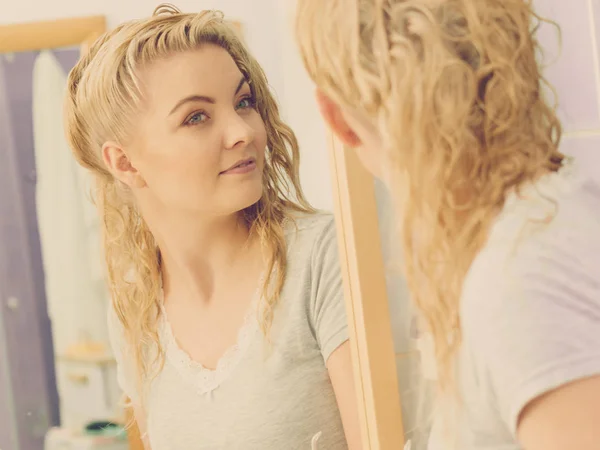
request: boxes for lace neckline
[158,278,263,395]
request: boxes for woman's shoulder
[276,211,348,361]
[282,212,338,265]
[285,210,335,229]
[460,163,600,355]
[284,211,336,245]
[475,161,599,267]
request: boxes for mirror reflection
[1,4,362,450]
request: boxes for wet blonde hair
[296,0,564,420]
[65,4,312,404]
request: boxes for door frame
[0,15,106,449]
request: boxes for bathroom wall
[271,1,334,211]
[535,0,600,177]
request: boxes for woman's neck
[146,209,262,304]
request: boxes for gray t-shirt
[108,213,349,449]
[429,162,600,449]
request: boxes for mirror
[1,9,361,450]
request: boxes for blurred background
[0,0,598,449]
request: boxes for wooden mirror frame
[328,135,406,449]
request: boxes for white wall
[0,1,282,92]
[534,0,600,177]
[272,0,333,210]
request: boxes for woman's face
[105,45,267,219]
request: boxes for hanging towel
[32,50,109,354]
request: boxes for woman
[64,5,360,449]
[295,1,600,449]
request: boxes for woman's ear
[315,90,362,148]
[102,142,147,189]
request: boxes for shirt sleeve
[463,244,600,438]
[309,216,350,363]
[107,302,139,405]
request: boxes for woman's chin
[232,185,264,213]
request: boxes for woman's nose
[223,112,255,150]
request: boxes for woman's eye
[236,97,255,110]
[185,111,208,126]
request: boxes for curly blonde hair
[296,0,564,412]
[65,4,313,405]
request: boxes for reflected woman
[65,5,361,449]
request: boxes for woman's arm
[327,341,363,450]
[518,375,600,450]
[135,406,152,450]
[125,402,151,450]
[309,216,363,448]
[460,238,600,450]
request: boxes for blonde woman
[295,1,600,449]
[64,5,360,449]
